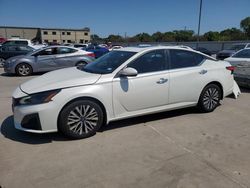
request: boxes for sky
[0,0,249,37]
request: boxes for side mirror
[119,67,138,77]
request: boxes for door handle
[157,78,168,84]
[199,69,207,74]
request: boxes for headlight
[16,89,61,106]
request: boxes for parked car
[1,38,45,49]
[85,45,109,58]
[98,44,108,48]
[109,45,123,51]
[12,46,240,139]
[216,43,250,60]
[4,46,95,76]
[138,44,152,47]
[225,48,250,88]
[194,47,212,56]
[72,44,88,49]
[0,45,34,67]
[0,37,7,44]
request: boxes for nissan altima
[12,46,240,139]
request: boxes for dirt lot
[0,68,250,188]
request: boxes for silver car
[3,46,95,76]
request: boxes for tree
[152,32,164,42]
[203,31,220,41]
[240,17,250,38]
[173,30,194,41]
[133,33,153,42]
[91,34,102,43]
[106,35,124,43]
[162,32,175,42]
[220,28,245,41]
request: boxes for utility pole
[197,0,203,48]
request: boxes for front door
[113,50,169,117]
[34,47,57,71]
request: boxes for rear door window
[169,49,205,69]
[57,47,77,54]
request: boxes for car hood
[20,67,101,94]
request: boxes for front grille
[21,113,42,130]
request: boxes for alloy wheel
[18,64,31,76]
[202,87,220,110]
[67,104,99,135]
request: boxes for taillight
[86,53,95,58]
[226,66,235,74]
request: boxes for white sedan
[12,46,240,139]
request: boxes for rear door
[168,49,209,104]
[54,47,78,68]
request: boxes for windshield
[228,44,245,51]
[82,51,136,74]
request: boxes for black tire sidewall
[198,84,221,112]
[58,100,103,139]
[76,61,87,67]
[16,63,32,76]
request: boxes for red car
[0,37,7,44]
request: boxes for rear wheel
[198,84,222,112]
[76,61,87,68]
[58,100,104,139]
[15,63,32,76]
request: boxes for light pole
[197,0,203,48]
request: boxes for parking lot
[0,68,250,188]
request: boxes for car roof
[116,46,195,52]
[7,38,29,41]
[116,46,217,60]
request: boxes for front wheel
[0,57,5,67]
[58,100,104,139]
[198,84,222,112]
[15,63,32,76]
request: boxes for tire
[58,99,104,139]
[198,84,222,112]
[0,57,5,67]
[76,61,87,68]
[15,63,32,76]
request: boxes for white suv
[1,39,45,49]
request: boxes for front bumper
[3,61,15,73]
[13,99,59,133]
